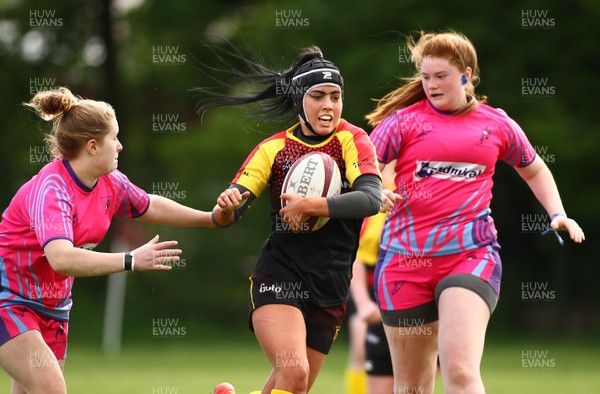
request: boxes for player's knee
[275,362,310,393]
[398,370,434,389]
[21,379,66,394]
[395,359,436,390]
[442,360,481,390]
[27,368,66,394]
[43,379,67,394]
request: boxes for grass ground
[1,335,598,393]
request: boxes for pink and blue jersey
[0,158,149,321]
[370,99,536,258]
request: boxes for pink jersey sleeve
[28,173,75,249]
[369,111,402,164]
[496,110,536,167]
[107,170,150,218]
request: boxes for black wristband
[124,252,133,271]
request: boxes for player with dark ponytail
[196,44,340,129]
[197,43,398,394]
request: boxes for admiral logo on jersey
[414,161,486,182]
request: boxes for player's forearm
[46,245,126,276]
[522,161,567,217]
[327,174,382,218]
[300,197,330,217]
[139,194,212,227]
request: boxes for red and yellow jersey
[232,119,379,215]
[232,119,380,307]
[356,211,387,267]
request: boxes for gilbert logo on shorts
[414,161,485,182]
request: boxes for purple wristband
[550,213,566,220]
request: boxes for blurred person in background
[346,166,396,394]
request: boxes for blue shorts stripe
[471,252,490,277]
[6,307,28,333]
[376,250,396,310]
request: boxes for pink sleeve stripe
[109,171,150,218]
[28,174,73,246]
[370,113,401,164]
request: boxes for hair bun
[60,89,76,112]
[29,87,79,120]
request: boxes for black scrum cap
[291,57,344,133]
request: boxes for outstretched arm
[137,194,214,228]
[514,155,585,243]
[44,235,181,276]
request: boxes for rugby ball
[213,382,235,394]
[281,152,342,231]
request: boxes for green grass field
[1,335,598,393]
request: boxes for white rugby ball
[281,152,342,231]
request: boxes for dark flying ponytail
[193,40,328,127]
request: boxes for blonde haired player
[0,87,216,394]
